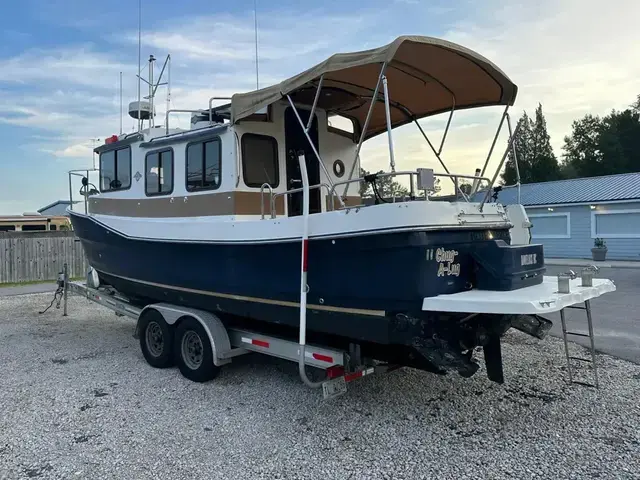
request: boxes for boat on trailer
[67,35,615,388]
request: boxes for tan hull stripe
[89,191,362,217]
[89,191,286,217]
[104,271,386,317]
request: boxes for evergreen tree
[530,103,560,181]
[501,104,560,184]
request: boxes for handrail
[260,183,332,219]
[260,183,275,219]
[68,168,99,215]
[329,170,492,210]
[165,109,206,134]
[273,183,331,217]
[208,96,232,124]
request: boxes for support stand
[63,263,68,317]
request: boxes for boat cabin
[89,99,362,220]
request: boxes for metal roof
[471,172,640,206]
[38,200,78,216]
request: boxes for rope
[39,286,64,314]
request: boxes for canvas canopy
[231,35,518,140]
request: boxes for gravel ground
[1,293,639,480]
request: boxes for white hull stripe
[70,210,508,246]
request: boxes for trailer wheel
[175,317,220,382]
[139,310,174,368]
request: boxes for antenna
[119,71,123,135]
[148,55,155,128]
[137,0,142,132]
[254,0,259,89]
[166,54,171,115]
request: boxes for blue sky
[1,0,638,213]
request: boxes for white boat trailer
[55,259,615,397]
[58,266,399,399]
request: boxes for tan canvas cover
[231,35,518,140]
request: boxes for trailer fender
[139,303,233,367]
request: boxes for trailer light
[312,353,334,363]
[326,365,344,379]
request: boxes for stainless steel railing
[68,168,100,215]
[328,170,491,211]
[260,170,491,219]
[260,183,332,219]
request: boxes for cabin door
[284,107,321,216]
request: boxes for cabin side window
[186,138,221,192]
[145,149,174,196]
[100,147,131,192]
[327,114,356,141]
[241,134,279,188]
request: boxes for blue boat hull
[70,213,544,381]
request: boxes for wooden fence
[0,231,87,284]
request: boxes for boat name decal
[520,253,537,266]
[428,248,461,277]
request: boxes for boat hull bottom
[97,271,552,384]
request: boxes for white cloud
[442,0,640,154]
[1,0,639,211]
[0,46,128,90]
[117,11,374,65]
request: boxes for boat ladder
[558,268,600,388]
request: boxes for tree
[501,104,560,184]
[561,106,640,178]
[561,114,603,177]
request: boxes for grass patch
[0,277,83,288]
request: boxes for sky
[0,0,639,213]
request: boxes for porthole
[333,159,345,178]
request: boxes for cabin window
[50,225,57,231]
[327,114,355,140]
[0,225,15,232]
[100,147,131,192]
[241,134,279,188]
[145,149,174,196]
[186,138,221,191]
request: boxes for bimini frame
[230,35,522,209]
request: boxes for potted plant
[591,237,607,261]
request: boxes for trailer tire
[139,310,174,369]
[175,317,220,383]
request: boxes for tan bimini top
[231,35,518,140]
